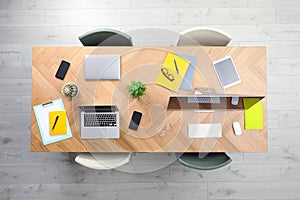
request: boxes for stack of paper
[155,52,190,92]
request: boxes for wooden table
[31,46,267,152]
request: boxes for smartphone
[129,111,142,131]
[55,60,70,80]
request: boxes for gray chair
[178,153,232,170]
[78,28,133,46]
[177,27,231,46]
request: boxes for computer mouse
[233,122,242,136]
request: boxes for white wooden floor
[1,0,300,199]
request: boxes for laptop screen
[78,105,119,112]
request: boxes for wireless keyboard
[187,96,221,104]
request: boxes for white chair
[177,27,231,46]
[75,153,131,170]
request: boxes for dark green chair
[78,28,133,46]
[178,153,232,170]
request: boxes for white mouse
[233,122,242,136]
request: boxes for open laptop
[79,105,120,139]
[84,55,120,80]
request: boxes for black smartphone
[55,60,70,80]
[129,111,142,131]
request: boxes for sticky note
[49,110,67,135]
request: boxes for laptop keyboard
[188,96,221,104]
[84,113,117,127]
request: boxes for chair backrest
[177,27,231,46]
[178,152,232,170]
[78,28,133,46]
[126,28,180,46]
[75,153,131,170]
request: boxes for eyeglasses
[160,122,172,138]
[161,68,174,81]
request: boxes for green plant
[127,81,146,100]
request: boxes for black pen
[174,59,179,74]
[52,116,59,130]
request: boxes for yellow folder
[155,52,190,92]
[243,98,263,130]
[49,110,67,135]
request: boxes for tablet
[213,56,241,89]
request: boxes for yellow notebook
[49,110,67,135]
[243,98,263,130]
[155,52,190,92]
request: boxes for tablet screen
[213,57,240,89]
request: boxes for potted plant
[62,82,79,99]
[127,81,147,100]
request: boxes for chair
[177,27,231,46]
[78,28,133,46]
[75,153,131,170]
[126,28,180,46]
[178,152,232,170]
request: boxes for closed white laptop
[188,123,222,138]
[85,55,120,80]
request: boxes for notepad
[155,52,190,92]
[243,98,263,130]
[49,110,67,135]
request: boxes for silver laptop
[84,55,120,80]
[79,105,120,139]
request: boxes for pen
[52,116,59,130]
[174,59,179,74]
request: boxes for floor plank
[97,182,207,200]
[0,96,22,112]
[0,113,31,132]
[269,128,300,146]
[169,8,275,25]
[0,79,31,96]
[170,163,280,182]
[208,182,300,199]
[0,184,97,200]
[278,111,300,128]
[0,165,60,184]
[58,163,170,184]
[244,146,300,164]
[0,0,131,10]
